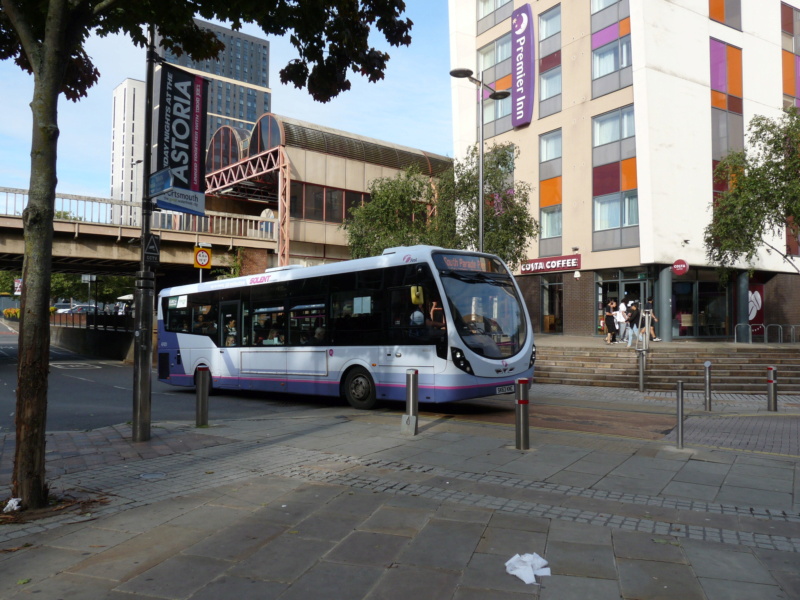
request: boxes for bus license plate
[496,384,514,394]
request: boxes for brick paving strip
[2,418,799,553]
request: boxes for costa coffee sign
[520,254,581,274]
[671,259,689,276]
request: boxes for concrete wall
[50,327,135,362]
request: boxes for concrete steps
[533,344,800,393]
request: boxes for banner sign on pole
[511,3,535,128]
[155,63,208,216]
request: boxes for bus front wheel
[343,367,377,410]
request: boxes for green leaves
[705,108,800,274]
[344,142,539,270]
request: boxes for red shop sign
[520,254,581,274]
[672,259,689,276]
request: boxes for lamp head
[449,68,474,79]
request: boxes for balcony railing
[0,187,276,241]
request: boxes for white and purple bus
[157,246,535,409]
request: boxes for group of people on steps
[604,296,661,346]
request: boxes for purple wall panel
[710,39,727,93]
[592,24,619,50]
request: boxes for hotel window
[541,66,561,101]
[593,105,635,147]
[591,0,619,14]
[539,129,562,256]
[593,190,639,231]
[478,34,512,72]
[540,130,562,162]
[592,36,631,80]
[591,108,638,250]
[710,38,743,161]
[540,5,561,40]
[709,0,741,30]
[781,3,800,109]
[539,5,562,118]
[541,206,562,239]
[478,0,513,33]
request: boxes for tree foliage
[50,274,134,304]
[345,142,538,271]
[705,108,800,275]
[0,0,412,509]
[344,168,458,258]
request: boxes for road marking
[63,374,94,382]
[50,363,102,370]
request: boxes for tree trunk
[13,69,63,510]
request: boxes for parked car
[67,305,94,314]
[53,302,72,313]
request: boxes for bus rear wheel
[343,367,376,410]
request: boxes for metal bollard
[637,349,646,392]
[703,361,712,412]
[195,366,210,427]
[676,381,684,449]
[767,366,778,412]
[401,369,419,435]
[515,378,530,450]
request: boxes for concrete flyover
[0,187,277,277]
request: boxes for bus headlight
[451,347,473,374]
[530,344,537,367]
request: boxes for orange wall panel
[711,90,727,110]
[621,158,638,191]
[709,0,725,23]
[619,18,631,37]
[495,74,512,93]
[539,177,562,208]
[784,50,796,96]
[726,46,742,97]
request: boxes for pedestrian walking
[604,299,617,344]
[644,296,661,341]
[627,300,640,348]
[616,299,628,344]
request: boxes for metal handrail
[0,186,277,241]
[765,324,783,344]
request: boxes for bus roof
[158,245,495,299]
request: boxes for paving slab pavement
[1,385,800,599]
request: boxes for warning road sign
[144,234,160,266]
[194,247,212,269]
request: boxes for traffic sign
[148,169,173,196]
[155,188,205,216]
[194,246,212,269]
[144,234,161,266]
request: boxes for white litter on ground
[505,553,551,585]
[3,498,21,513]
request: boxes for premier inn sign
[511,3,535,128]
[520,254,581,274]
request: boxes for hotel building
[449,0,800,340]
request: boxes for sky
[0,0,453,199]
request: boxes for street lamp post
[450,68,510,253]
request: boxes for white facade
[110,79,146,206]
[449,0,797,275]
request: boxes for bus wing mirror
[411,286,425,306]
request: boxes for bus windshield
[434,253,527,359]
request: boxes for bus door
[241,304,287,392]
[381,286,436,402]
[285,302,329,395]
[216,300,241,388]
